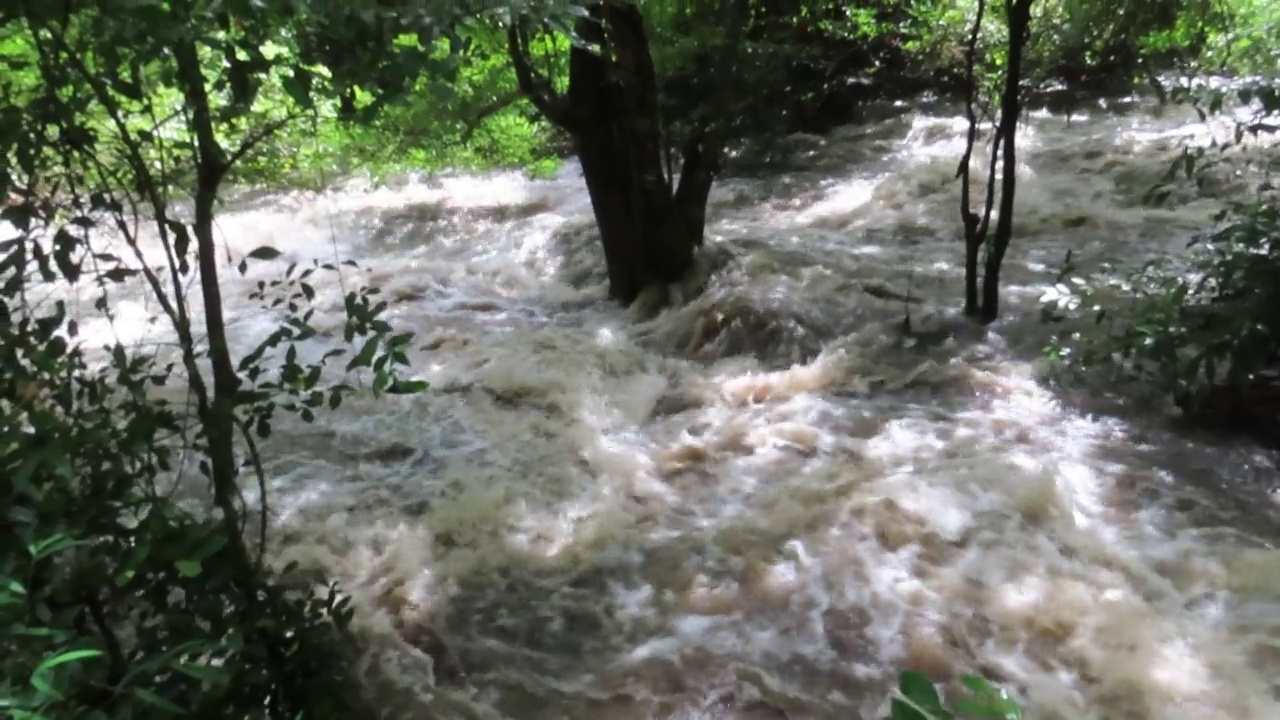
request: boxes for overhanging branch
[507,18,578,130]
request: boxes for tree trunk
[171,18,256,584]
[509,2,720,305]
[957,0,991,319]
[979,0,1032,324]
[963,217,981,315]
[569,6,697,304]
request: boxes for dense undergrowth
[1044,80,1280,443]
[2,0,1278,718]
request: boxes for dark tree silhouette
[508,2,742,305]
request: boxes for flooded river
[29,93,1280,718]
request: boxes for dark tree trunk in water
[956,0,1032,324]
[509,2,723,305]
[980,0,1032,324]
[957,0,992,319]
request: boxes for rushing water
[22,93,1280,719]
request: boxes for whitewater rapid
[20,91,1280,719]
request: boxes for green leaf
[892,671,951,720]
[387,331,414,351]
[890,698,931,720]
[129,686,187,714]
[345,335,381,371]
[30,670,62,700]
[28,534,80,561]
[959,675,994,696]
[899,671,942,706]
[175,559,202,578]
[957,676,1021,718]
[246,246,283,261]
[953,699,1012,718]
[282,69,314,109]
[387,379,428,394]
[172,661,228,685]
[36,649,103,673]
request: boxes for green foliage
[1044,81,1280,423]
[1046,191,1280,410]
[891,671,1024,719]
[0,0,555,193]
[4,0,1267,193]
[1,0,434,717]
[325,19,565,181]
[0,309,359,717]
[1154,0,1280,75]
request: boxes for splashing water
[27,95,1280,719]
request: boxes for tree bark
[509,2,723,305]
[957,0,993,319]
[979,0,1032,324]
[170,10,256,585]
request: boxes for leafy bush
[1,299,359,718]
[1,2,432,717]
[1043,78,1280,430]
[1046,192,1280,415]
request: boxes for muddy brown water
[14,93,1280,719]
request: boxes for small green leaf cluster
[235,248,428,441]
[890,671,1023,720]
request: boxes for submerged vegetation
[2,0,1278,717]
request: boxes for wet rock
[655,295,830,367]
[403,499,431,516]
[391,286,427,303]
[371,198,555,246]
[421,334,473,352]
[596,658,690,700]
[649,389,704,418]
[822,606,873,659]
[734,699,789,719]
[349,443,416,463]
[369,201,446,245]
[860,280,924,304]
[401,625,467,686]
[869,498,929,551]
[656,443,711,477]
[452,300,505,313]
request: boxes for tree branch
[459,90,523,144]
[507,18,578,130]
[225,112,306,170]
[235,413,269,566]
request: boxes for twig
[225,112,306,170]
[459,90,524,144]
[234,413,269,567]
